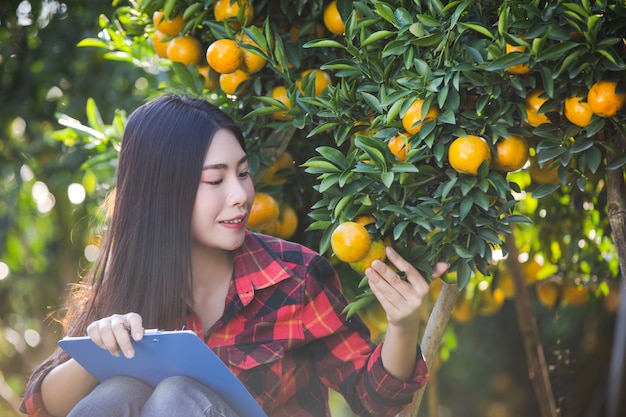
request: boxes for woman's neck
[190,245,234,291]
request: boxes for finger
[110,317,136,359]
[124,312,144,341]
[432,262,449,279]
[96,317,123,357]
[383,247,429,293]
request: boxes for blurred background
[0,1,623,417]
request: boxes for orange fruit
[477,286,505,315]
[402,98,439,135]
[269,86,293,121]
[152,30,171,58]
[522,258,543,284]
[388,132,410,161]
[354,213,376,227]
[214,0,253,29]
[323,0,345,35]
[564,95,593,127]
[238,30,266,74]
[492,134,529,172]
[198,66,219,90]
[535,280,560,309]
[219,69,250,95]
[505,42,530,75]
[525,90,552,127]
[349,240,387,274]
[153,11,184,36]
[262,151,295,185]
[274,204,299,240]
[562,283,587,306]
[529,156,561,185]
[166,36,203,66]
[330,221,371,263]
[206,39,243,74]
[448,135,492,176]
[247,192,280,229]
[587,80,626,118]
[496,270,515,299]
[297,69,332,97]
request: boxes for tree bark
[604,167,626,417]
[401,282,459,417]
[505,233,558,417]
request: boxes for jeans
[67,375,242,417]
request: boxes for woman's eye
[239,171,250,178]
[204,179,222,185]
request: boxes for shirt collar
[232,231,294,306]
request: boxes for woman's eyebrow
[202,155,248,170]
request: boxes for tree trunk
[604,167,626,417]
[401,282,459,417]
[505,233,558,417]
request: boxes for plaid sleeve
[19,356,63,417]
[302,255,428,417]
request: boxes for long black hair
[65,93,246,335]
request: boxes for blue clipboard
[58,330,268,417]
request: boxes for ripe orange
[354,213,376,227]
[562,283,587,306]
[206,39,243,74]
[289,22,326,41]
[297,69,332,97]
[153,11,184,36]
[274,204,299,240]
[214,0,253,29]
[536,280,560,309]
[248,192,280,229]
[496,270,515,299]
[522,258,542,284]
[269,86,293,121]
[323,0,345,35]
[262,151,295,185]
[477,286,505,315]
[448,135,492,176]
[492,134,529,172]
[388,132,410,161]
[587,80,626,118]
[198,66,219,90]
[564,95,593,127]
[525,90,552,127]
[330,221,371,263]
[166,36,203,66]
[238,30,266,74]
[505,42,531,75]
[152,30,171,58]
[528,156,560,185]
[402,98,439,135]
[219,69,250,95]
[349,240,387,274]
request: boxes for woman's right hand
[86,312,144,359]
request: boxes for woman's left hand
[365,246,448,330]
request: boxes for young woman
[21,93,447,417]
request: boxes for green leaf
[317,146,348,170]
[460,22,494,39]
[532,183,560,198]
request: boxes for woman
[21,93,447,417]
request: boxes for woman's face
[190,128,255,251]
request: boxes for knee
[68,376,152,417]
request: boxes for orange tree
[51,0,626,415]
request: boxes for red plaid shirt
[21,231,428,417]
